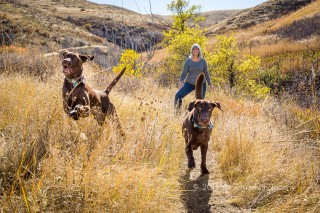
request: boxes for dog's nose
[201,116,209,123]
[63,58,71,62]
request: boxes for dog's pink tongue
[64,67,71,74]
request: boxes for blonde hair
[189,43,203,59]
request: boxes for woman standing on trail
[174,43,214,110]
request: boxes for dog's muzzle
[62,58,72,74]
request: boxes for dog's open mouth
[198,122,209,127]
[62,65,72,74]
[198,118,210,127]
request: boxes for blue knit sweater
[179,58,212,86]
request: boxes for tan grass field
[0,48,320,212]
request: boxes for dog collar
[192,116,214,129]
[66,75,85,87]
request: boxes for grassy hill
[230,0,320,51]
[0,0,235,53]
[0,0,238,52]
[207,0,315,35]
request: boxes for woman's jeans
[174,82,206,109]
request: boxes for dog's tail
[195,73,204,99]
[104,67,126,95]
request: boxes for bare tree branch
[146,0,173,30]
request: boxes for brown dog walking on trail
[182,73,222,175]
[61,50,126,135]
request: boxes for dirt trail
[180,148,249,213]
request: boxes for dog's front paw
[81,108,90,117]
[188,160,196,169]
[78,105,90,117]
[69,109,79,120]
[70,105,90,118]
[201,166,209,175]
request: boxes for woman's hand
[179,81,184,88]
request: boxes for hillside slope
[207,0,314,35]
[0,0,237,53]
[200,10,241,28]
[0,0,164,51]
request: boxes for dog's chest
[63,86,77,101]
[188,130,211,150]
[184,127,211,146]
[194,129,210,143]
[63,82,87,104]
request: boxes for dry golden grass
[240,37,320,58]
[238,36,320,74]
[0,45,61,79]
[208,91,320,211]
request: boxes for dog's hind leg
[104,104,125,138]
[93,111,106,126]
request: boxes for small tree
[238,54,270,99]
[112,49,141,76]
[83,23,92,31]
[206,35,239,87]
[166,0,204,34]
[162,0,206,77]
[207,35,269,99]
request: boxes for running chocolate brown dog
[182,73,222,175]
[61,50,126,132]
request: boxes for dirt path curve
[180,148,249,213]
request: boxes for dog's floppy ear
[211,101,223,111]
[187,100,196,111]
[80,54,94,62]
[60,49,69,58]
[187,100,201,111]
